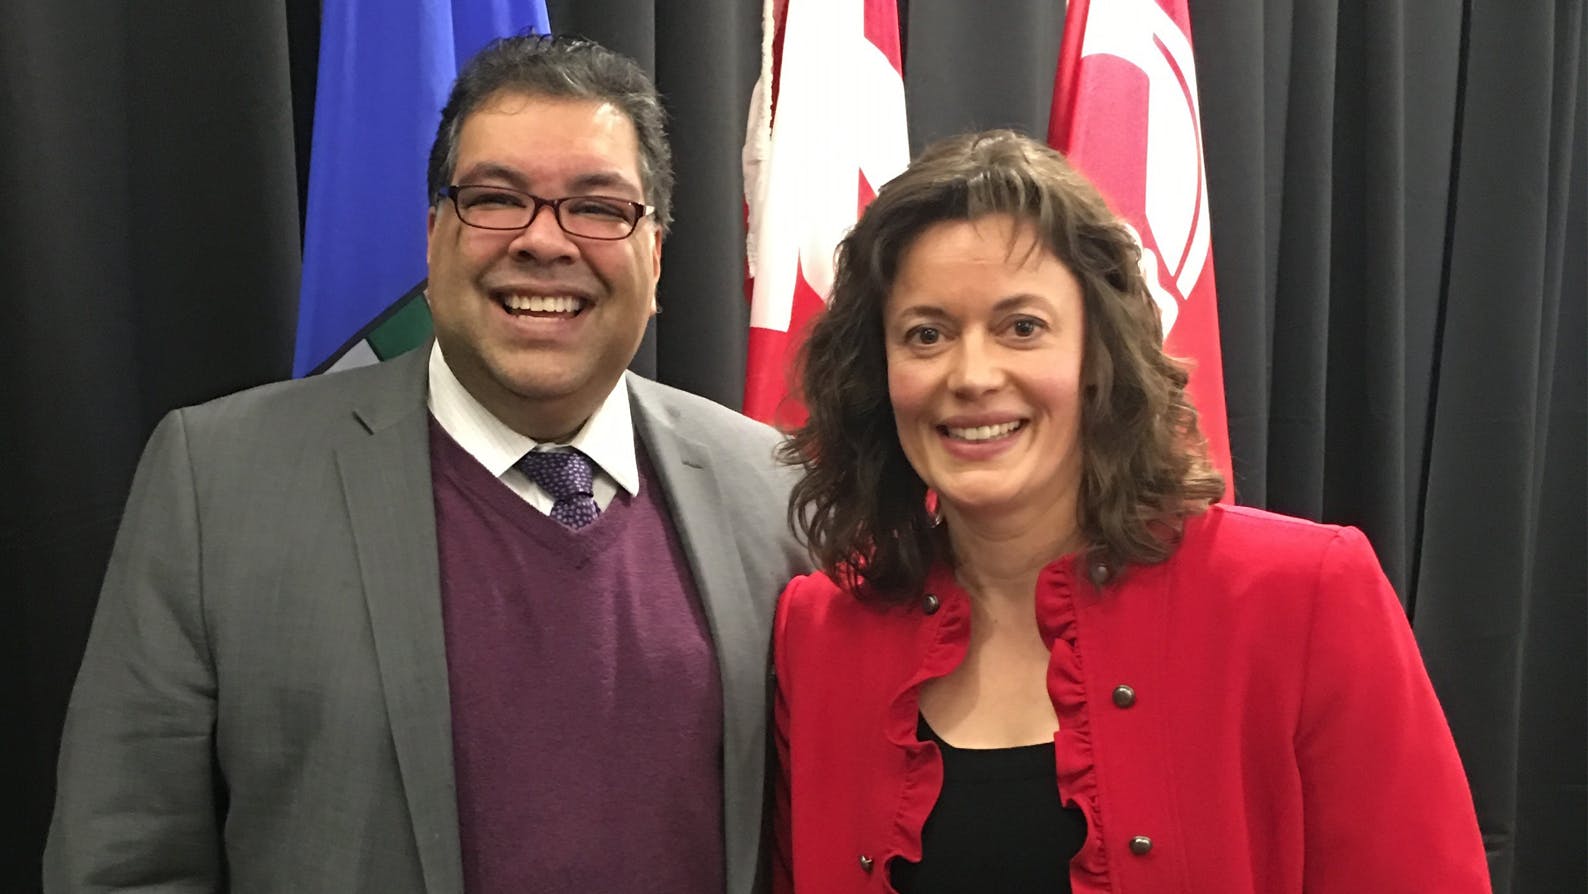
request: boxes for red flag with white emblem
[1050,0,1234,496]
[742,0,910,427]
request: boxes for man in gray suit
[46,35,806,893]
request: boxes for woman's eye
[1011,318,1042,337]
[908,326,942,346]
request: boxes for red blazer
[772,504,1490,893]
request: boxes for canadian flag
[1050,0,1234,495]
[742,0,910,427]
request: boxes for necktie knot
[516,450,600,528]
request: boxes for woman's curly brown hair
[781,130,1225,600]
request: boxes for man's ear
[425,205,440,265]
[649,224,663,281]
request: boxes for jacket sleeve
[43,409,225,892]
[1295,527,1491,893]
[770,577,799,894]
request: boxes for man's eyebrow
[450,164,641,199]
[453,162,530,189]
[567,171,643,198]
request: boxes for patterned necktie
[515,450,601,529]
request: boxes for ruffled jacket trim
[1039,556,1111,892]
[879,554,1109,892]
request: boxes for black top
[890,715,1087,894]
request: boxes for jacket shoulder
[141,352,425,496]
[1161,503,1393,621]
[1177,503,1359,567]
[627,374,795,494]
[182,353,416,436]
[778,571,846,619]
[775,570,917,651]
[627,373,785,446]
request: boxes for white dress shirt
[426,342,639,514]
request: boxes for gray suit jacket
[44,347,809,893]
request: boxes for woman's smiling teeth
[942,420,1027,441]
[500,294,586,315]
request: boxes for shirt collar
[426,342,640,496]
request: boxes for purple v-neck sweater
[429,419,724,893]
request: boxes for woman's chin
[938,489,1023,519]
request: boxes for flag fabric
[296,0,551,376]
[1049,0,1234,494]
[742,0,910,426]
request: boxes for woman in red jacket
[772,130,1490,893]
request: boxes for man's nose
[508,201,577,262]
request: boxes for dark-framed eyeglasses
[439,185,654,240]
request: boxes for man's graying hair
[426,33,674,235]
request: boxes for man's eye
[566,198,632,220]
[466,190,525,208]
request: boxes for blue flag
[296,0,551,376]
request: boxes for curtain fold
[1413,3,1586,889]
[1,2,301,883]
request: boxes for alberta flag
[1049,0,1234,494]
[296,0,551,376]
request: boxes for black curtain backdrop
[2,1,1582,891]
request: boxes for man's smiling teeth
[944,420,1025,441]
[502,294,583,313]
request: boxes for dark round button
[922,593,941,615]
[1129,835,1153,855]
[858,855,874,872]
[1112,684,1137,708]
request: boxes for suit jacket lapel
[628,377,765,894]
[336,348,463,894]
